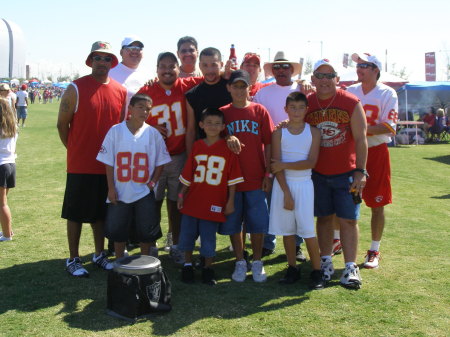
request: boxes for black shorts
[0,163,16,188]
[61,173,108,223]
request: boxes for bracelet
[353,168,369,178]
[265,172,273,178]
[148,180,156,188]
[178,193,184,199]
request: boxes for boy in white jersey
[269,92,324,289]
[97,94,171,258]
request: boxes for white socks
[370,241,381,252]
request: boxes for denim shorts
[17,106,27,119]
[178,214,219,258]
[312,171,360,220]
[105,192,162,243]
[218,189,269,235]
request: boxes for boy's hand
[297,79,315,95]
[108,188,118,204]
[275,119,289,130]
[226,135,245,154]
[224,200,235,215]
[271,158,285,174]
[177,195,184,210]
[284,192,294,210]
[262,176,272,193]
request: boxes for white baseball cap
[313,58,338,73]
[121,36,144,48]
[352,53,382,70]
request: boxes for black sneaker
[279,265,301,284]
[261,247,275,258]
[295,246,307,262]
[202,267,217,286]
[181,265,195,283]
[310,269,325,290]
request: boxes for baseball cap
[228,69,250,86]
[313,58,338,73]
[241,52,261,66]
[21,84,27,90]
[121,36,144,48]
[157,51,178,65]
[351,53,382,70]
[0,83,10,91]
[85,41,119,68]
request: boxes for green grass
[0,102,449,337]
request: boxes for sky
[2,0,449,82]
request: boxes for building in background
[0,18,26,78]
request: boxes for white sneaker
[92,252,114,270]
[66,257,89,277]
[164,232,173,252]
[251,260,267,282]
[321,257,335,281]
[232,260,247,282]
[0,235,12,242]
[363,250,380,269]
[169,246,185,264]
[340,264,362,289]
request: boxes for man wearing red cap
[16,84,28,127]
[57,41,127,277]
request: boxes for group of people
[55,36,398,291]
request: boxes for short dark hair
[130,93,152,106]
[177,36,198,51]
[157,52,179,67]
[200,107,224,122]
[286,92,308,107]
[200,47,222,62]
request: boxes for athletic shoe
[261,247,274,258]
[164,232,173,252]
[0,235,12,242]
[363,250,381,269]
[0,231,14,237]
[251,260,267,282]
[66,257,89,277]
[181,265,194,283]
[149,246,159,258]
[310,270,325,290]
[243,250,252,272]
[232,260,247,282]
[320,257,335,281]
[202,267,217,286]
[169,246,185,264]
[295,246,307,262]
[332,239,342,256]
[92,252,114,270]
[279,265,301,284]
[340,264,362,289]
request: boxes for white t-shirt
[109,63,149,107]
[16,90,28,106]
[347,83,398,147]
[0,134,18,165]
[96,121,171,203]
[253,82,299,125]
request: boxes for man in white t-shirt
[16,84,28,127]
[109,36,149,107]
[347,53,397,269]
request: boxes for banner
[425,52,436,81]
[343,53,349,68]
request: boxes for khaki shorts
[155,152,187,201]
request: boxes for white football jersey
[97,121,171,203]
[347,83,398,147]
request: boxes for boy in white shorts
[269,92,324,289]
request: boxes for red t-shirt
[305,89,359,175]
[179,139,244,222]
[249,81,273,98]
[220,102,274,191]
[138,77,202,155]
[67,76,126,174]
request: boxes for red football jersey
[179,139,244,222]
[138,77,202,155]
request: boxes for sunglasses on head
[272,63,291,70]
[92,55,113,62]
[314,72,337,79]
[356,63,376,69]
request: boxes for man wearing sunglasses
[57,41,127,278]
[109,36,148,107]
[347,53,397,270]
[306,58,368,289]
[177,36,202,78]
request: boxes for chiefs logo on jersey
[99,145,107,154]
[318,121,341,140]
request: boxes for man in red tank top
[57,41,127,277]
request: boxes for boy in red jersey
[177,108,243,285]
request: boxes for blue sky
[2,0,449,81]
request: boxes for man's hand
[297,79,315,95]
[226,135,245,154]
[262,176,272,193]
[153,123,168,139]
[349,171,367,196]
[144,77,158,87]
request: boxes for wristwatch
[354,168,369,178]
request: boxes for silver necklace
[316,92,336,116]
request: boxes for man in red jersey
[57,41,127,277]
[138,52,202,263]
[305,59,367,289]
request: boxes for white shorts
[268,176,315,238]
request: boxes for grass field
[0,102,449,337]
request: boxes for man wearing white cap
[57,41,127,277]
[109,36,149,107]
[347,53,397,269]
[306,58,368,289]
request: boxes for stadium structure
[0,18,25,78]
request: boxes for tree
[303,58,313,75]
[390,63,409,80]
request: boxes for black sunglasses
[92,55,113,62]
[272,63,291,70]
[356,63,376,69]
[314,72,337,79]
